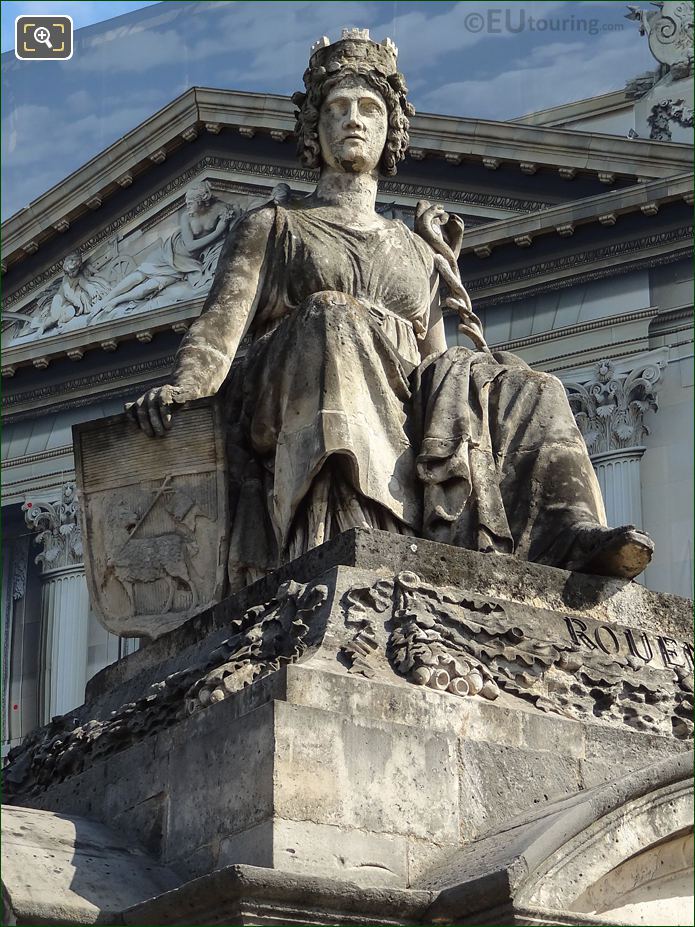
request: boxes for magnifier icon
[34,26,53,49]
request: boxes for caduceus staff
[414,200,490,353]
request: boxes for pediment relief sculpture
[3,181,248,346]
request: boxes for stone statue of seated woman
[129,29,653,591]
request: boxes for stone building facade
[2,28,692,754]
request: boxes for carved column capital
[566,359,663,457]
[22,483,83,573]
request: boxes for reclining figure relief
[129,29,654,591]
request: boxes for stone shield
[73,400,228,639]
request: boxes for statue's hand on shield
[125,383,192,438]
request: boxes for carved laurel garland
[4,569,692,801]
[344,572,693,739]
[4,578,329,799]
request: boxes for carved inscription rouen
[343,572,693,740]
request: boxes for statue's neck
[313,169,379,213]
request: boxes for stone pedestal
[3,530,693,926]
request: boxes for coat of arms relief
[73,401,229,639]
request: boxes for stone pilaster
[23,484,89,720]
[590,447,646,529]
[566,359,663,528]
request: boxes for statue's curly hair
[292,66,415,176]
[185,180,214,205]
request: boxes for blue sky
[2,1,655,219]
[1,1,160,50]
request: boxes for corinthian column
[23,484,89,721]
[566,359,663,528]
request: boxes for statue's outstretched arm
[127,206,274,437]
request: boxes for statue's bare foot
[563,524,654,580]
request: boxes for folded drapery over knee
[414,347,607,568]
[226,316,609,589]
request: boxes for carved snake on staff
[415,200,490,353]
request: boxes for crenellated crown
[308,28,399,79]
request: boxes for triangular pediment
[2,85,692,279]
[2,84,692,376]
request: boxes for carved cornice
[475,246,690,308]
[2,445,74,470]
[466,226,692,295]
[202,156,549,211]
[5,162,235,309]
[460,172,693,254]
[379,179,549,213]
[2,355,176,413]
[22,483,84,572]
[488,307,658,353]
[5,156,516,314]
[566,359,663,456]
[3,468,77,496]
[3,84,691,276]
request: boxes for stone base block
[2,530,693,924]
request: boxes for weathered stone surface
[120,864,435,927]
[2,533,692,922]
[5,655,690,893]
[84,529,692,706]
[217,819,410,887]
[1,805,179,925]
[74,401,230,638]
[272,701,459,844]
[7,556,691,809]
[421,751,694,926]
[78,29,655,642]
[457,741,584,842]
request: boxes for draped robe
[215,204,606,590]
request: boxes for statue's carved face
[63,253,82,277]
[318,78,388,174]
[185,191,207,216]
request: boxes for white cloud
[0,1,161,51]
[2,99,156,169]
[416,27,654,120]
[71,26,186,72]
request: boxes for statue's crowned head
[292,28,414,176]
